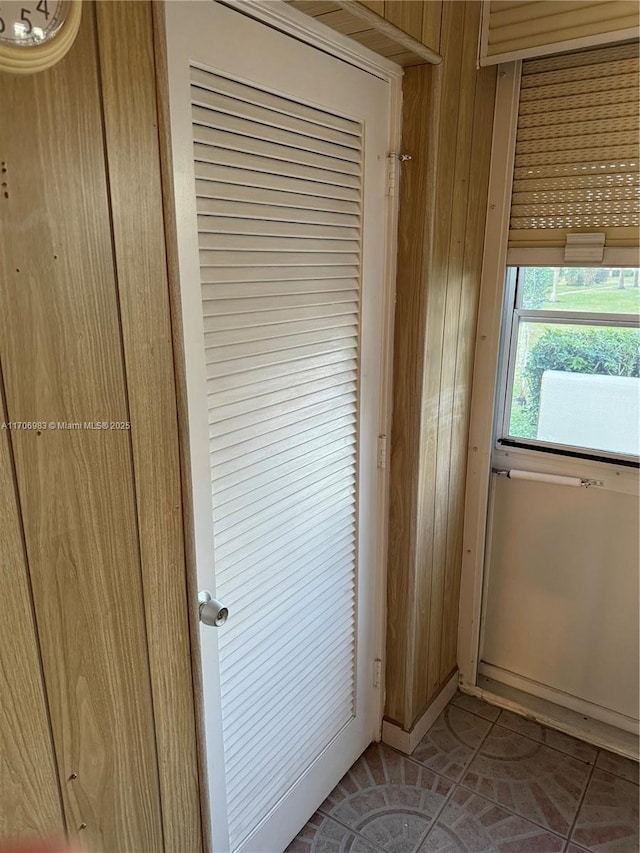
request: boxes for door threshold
[460,674,639,761]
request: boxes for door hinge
[386,153,411,197]
[385,155,398,198]
[377,434,388,469]
[373,658,382,688]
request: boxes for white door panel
[165,2,391,850]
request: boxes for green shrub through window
[503,267,640,460]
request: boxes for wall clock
[0,1,81,74]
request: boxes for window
[499,266,640,462]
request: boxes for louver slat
[200,233,360,254]
[191,106,359,161]
[217,517,355,601]
[211,424,356,493]
[226,690,354,836]
[205,340,357,379]
[209,397,357,455]
[218,576,353,676]
[200,249,360,267]
[206,357,357,405]
[190,66,360,136]
[207,345,357,389]
[508,43,640,249]
[195,159,360,202]
[201,265,361,285]
[223,645,355,763]
[191,90,359,150]
[223,644,354,754]
[226,680,354,795]
[210,378,358,432]
[193,125,361,176]
[214,446,356,527]
[213,464,357,542]
[197,188,360,218]
[190,65,361,851]
[194,143,361,188]
[198,216,359,241]
[206,316,358,347]
[213,433,358,493]
[215,493,356,576]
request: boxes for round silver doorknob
[198,590,228,627]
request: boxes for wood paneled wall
[0,3,202,848]
[288,1,442,65]
[0,393,64,841]
[385,1,497,731]
[378,0,442,50]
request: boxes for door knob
[198,590,228,627]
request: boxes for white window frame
[457,59,640,755]
[495,264,640,466]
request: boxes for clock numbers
[0,0,79,72]
[0,0,65,46]
[20,7,32,33]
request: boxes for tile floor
[287,692,640,853]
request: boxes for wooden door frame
[152,2,403,848]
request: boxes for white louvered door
[165,3,392,852]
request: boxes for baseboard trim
[478,663,639,736]
[462,674,639,761]
[381,672,458,755]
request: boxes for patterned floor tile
[460,726,590,836]
[418,787,565,852]
[565,846,591,853]
[450,693,501,723]
[286,812,383,853]
[571,769,640,852]
[411,706,493,781]
[496,711,597,765]
[319,743,453,853]
[595,750,639,785]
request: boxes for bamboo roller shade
[482,1,640,65]
[509,42,640,249]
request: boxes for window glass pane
[508,322,640,457]
[519,267,640,314]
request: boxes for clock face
[0,0,68,47]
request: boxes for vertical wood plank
[440,63,497,681]
[0,394,64,841]
[95,3,203,851]
[426,0,481,705]
[358,0,385,13]
[383,0,424,40]
[386,65,434,727]
[422,0,442,52]
[414,0,466,719]
[0,5,163,850]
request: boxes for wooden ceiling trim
[288,0,443,65]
